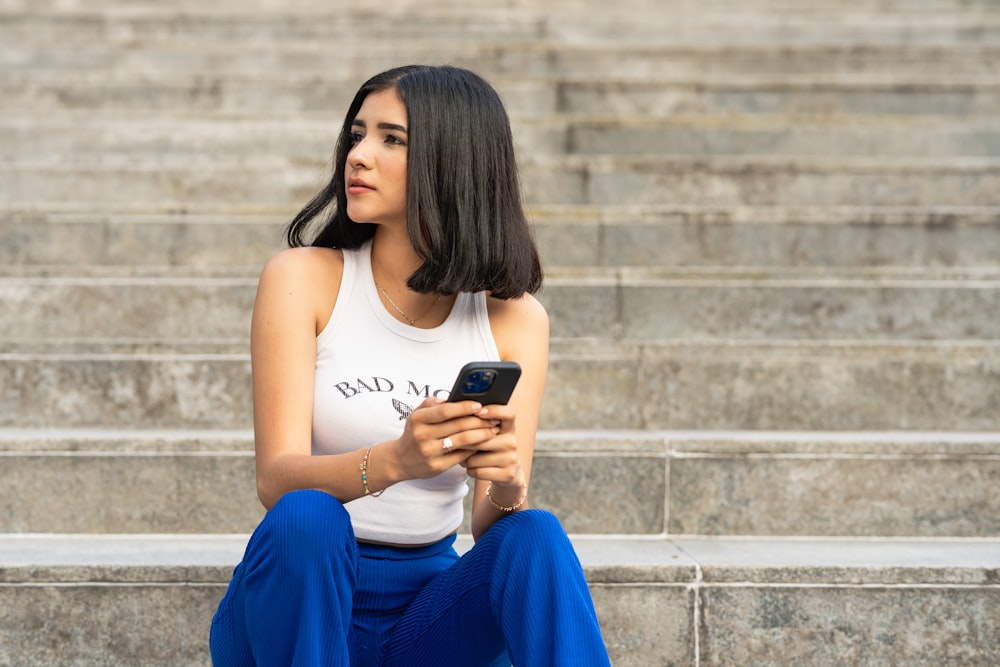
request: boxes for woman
[210,65,611,667]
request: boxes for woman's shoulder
[486,292,547,323]
[258,246,344,290]
[256,247,345,324]
[486,292,549,356]
[261,245,344,275]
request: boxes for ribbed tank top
[312,240,500,544]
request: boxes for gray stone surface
[5,429,996,537]
[699,586,1000,666]
[3,0,999,663]
[669,456,1000,537]
[545,341,1000,430]
[542,268,1000,340]
[14,342,994,430]
[1,535,998,666]
[533,205,1000,269]
[4,206,995,273]
[7,156,998,209]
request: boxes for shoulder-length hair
[285,65,542,299]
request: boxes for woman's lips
[347,178,374,194]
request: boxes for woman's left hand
[462,403,526,489]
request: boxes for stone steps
[4,156,1000,208]
[6,115,1000,159]
[3,4,999,48]
[4,206,998,271]
[3,340,997,431]
[5,41,1000,80]
[6,72,998,117]
[2,0,997,662]
[1,533,997,666]
[3,268,999,341]
[3,429,998,538]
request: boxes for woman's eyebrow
[350,119,408,134]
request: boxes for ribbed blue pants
[210,489,611,666]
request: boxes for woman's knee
[250,489,355,566]
[486,509,571,555]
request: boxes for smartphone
[447,361,521,405]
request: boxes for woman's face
[344,88,409,227]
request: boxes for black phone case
[447,361,522,405]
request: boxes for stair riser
[3,348,997,430]
[2,578,996,666]
[0,451,665,535]
[0,282,256,341]
[534,215,1000,269]
[4,280,998,341]
[3,448,996,537]
[0,217,285,270]
[563,124,1000,158]
[668,455,1000,537]
[4,10,999,46]
[558,84,1000,117]
[6,44,1000,79]
[543,281,1000,340]
[0,584,222,667]
[5,0,999,14]
[548,345,1000,431]
[696,586,1000,667]
[3,162,1000,207]
[6,122,1000,159]
[4,79,997,117]
[4,214,997,271]
[525,163,1000,207]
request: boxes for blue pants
[210,490,611,666]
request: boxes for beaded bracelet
[486,483,527,512]
[360,446,384,497]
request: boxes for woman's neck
[369,228,452,327]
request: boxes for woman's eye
[385,134,407,147]
[349,132,364,145]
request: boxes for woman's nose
[347,139,370,169]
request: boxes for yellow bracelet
[486,483,527,512]
[360,446,384,497]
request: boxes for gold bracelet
[486,483,527,512]
[360,446,384,497]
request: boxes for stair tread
[2,533,997,585]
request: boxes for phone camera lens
[462,369,496,394]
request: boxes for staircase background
[2,0,999,664]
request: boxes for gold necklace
[375,281,441,326]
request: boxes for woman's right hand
[389,397,501,480]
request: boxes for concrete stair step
[531,205,1000,269]
[526,155,1000,206]
[5,0,998,13]
[2,340,997,431]
[2,429,997,537]
[3,206,997,272]
[5,72,998,117]
[546,339,1000,430]
[3,4,998,47]
[6,115,1000,160]
[3,268,999,342]
[0,532,997,666]
[5,40,999,80]
[3,156,1000,208]
[543,267,1000,340]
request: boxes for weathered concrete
[1,535,997,666]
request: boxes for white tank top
[312,240,500,544]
